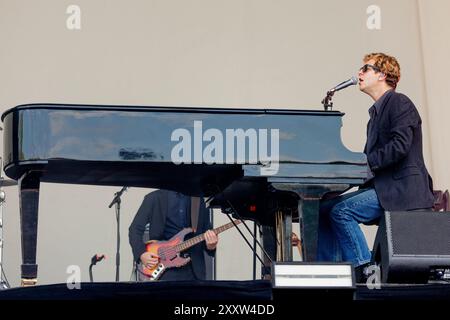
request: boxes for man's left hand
[204,230,218,250]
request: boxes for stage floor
[1,280,450,301]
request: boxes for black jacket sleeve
[128,194,153,262]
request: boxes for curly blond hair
[364,53,401,89]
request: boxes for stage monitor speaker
[371,211,450,283]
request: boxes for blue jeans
[317,188,383,267]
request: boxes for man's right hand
[140,252,160,268]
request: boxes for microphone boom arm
[108,186,128,208]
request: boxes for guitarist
[128,189,218,281]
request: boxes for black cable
[1,267,10,288]
[223,213,266,266]
[225,212,272,265]
[211,184,273,265]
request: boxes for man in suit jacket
[129,189,218,281]
[317,53,434,278]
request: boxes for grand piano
[2,103,367,285]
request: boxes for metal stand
[108,186,128,282]
[0,156,9,290]
[321,90,335,111]
[89,254,105,282]
[0,189,8,290]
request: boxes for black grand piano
[2,103,367,285]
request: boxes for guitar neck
[175,220,242,252]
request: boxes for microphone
[322,76,358,111]
[328,76,358,93]
[91,254,106,266]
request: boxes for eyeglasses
[359,64,381,73]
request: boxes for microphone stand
[89,254,105,282]
[321,90,335,111]
[108,186,128,282]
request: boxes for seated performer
[128,189,218,281]
[317,52,434,280]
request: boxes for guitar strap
[190,197,200,233]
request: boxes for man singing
[317,52,434,281]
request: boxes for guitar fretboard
[174,220,242,252]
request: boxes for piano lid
[2,103,366,194]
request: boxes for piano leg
[299,199,320,261]
[18,171,41,286]
[271,183,352,262]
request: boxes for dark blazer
[364,90,434,211]
[128,189,214,280]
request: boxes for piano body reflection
[2,104,366,285]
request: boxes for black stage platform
[0,280,272,300]
[1,281,448,319]
[1,280,450,301]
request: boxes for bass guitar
[141,219,242,280]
